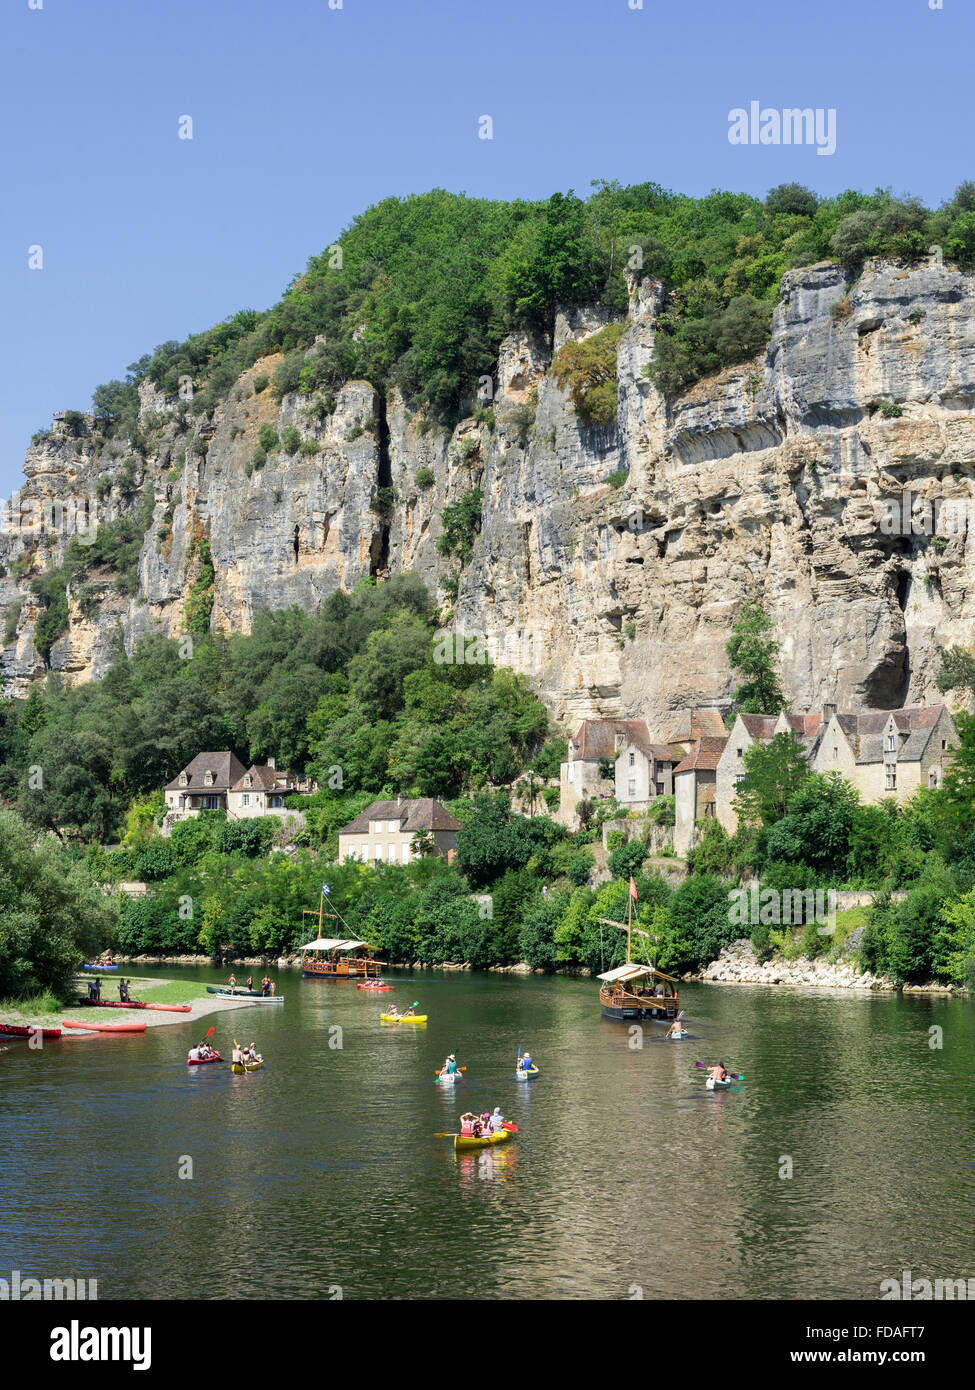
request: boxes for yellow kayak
[454,1129,511,1152]
[380,1013,427,1023]
[231,1059,263,1073]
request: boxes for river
[2,966,973,1300]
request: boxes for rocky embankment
[696,937,959,995]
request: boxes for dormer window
[179,773,187,787]
[244,775,252,788]
[885,734,896,753]
[204,771,213,786]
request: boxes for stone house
[558,719,651,827]
[337,797,461,865]
[673,737,729,857]
[227,758,317,819]
[812,705,958,801]
[716,712,826,836]
[614,731,679,808]
[163,751,247,832]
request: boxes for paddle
[434,1066,467,1078]
[695,1061,744,1080]
[433,1133,456,1139]
[502,1121,518,1132]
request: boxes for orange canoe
[61,1019,147,1034]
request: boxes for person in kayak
[489,1107,505,1133]
[667,1017,684,1037]
[442,1054,458,1075]
[460,1112,475,1137]
[188,1044,202,1061]
[708,1062,728,1082]
[403,1004,416,1017]
[231,1043,243,1065]
[520,1050,533,1071]
[471,1114,484,1138]
[386,1004,400,1017]
[248,1042,262,1062]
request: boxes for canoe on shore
[454,1129,511,1152]
[0,1022,62,1039]
[187,1052,223,1066]
[83,963,118,971]
[211,992,283,1003]
[61,1018,146,1034]
[75,999,192,1013]
[231,1059,264,1073]
[380,1013,427,1023]
[206,985,265,997]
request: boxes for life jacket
[460,1120,473,1137]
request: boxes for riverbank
[693,938,963,996]
[0,974,266,1040]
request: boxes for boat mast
[626,886,632,964]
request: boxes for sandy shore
[0,981,277,1041]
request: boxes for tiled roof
[569,719,651,761]
[231,764,299,793]
[673,736,728,775]
[832,705,951,763]
[738,714,780,740]
[165,751,247,793]
[338,798,462,836]
[667,708,727,742]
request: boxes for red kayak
[187,1051,223,1066]
[61,1019,146,1034]
[75,999,192,1013]
[356,983,392,991]
[0,1022,62,1039]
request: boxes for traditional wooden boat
[596,879,679,1023]
[299,886,385,979]
[0,1022,62,1039]
[454,1129,511,1152]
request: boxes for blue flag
[323,883,330,896]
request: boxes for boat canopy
[597,962,678,984]
[299,937,368,953]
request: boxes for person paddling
[708,1061,728,1083]
[667,1017,684,1037]
[441,1054,458,1075]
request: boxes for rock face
[699,938,894,991]
[3,255,975,729]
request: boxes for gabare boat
[596,876,680,1023]
[298,885,385,980]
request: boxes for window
[705,803,715,817]
[628,779,636,796]
[244,775,252,788]
[204,771,213,786]
[402,844,411,864]
[735,773,745,785]
[736,748,743,758]
[942,740,947,750]
[629,752,635,767]
[833,746,838,760]
[886,769,897,790]
[388,844,397,863]
[242,794,250,807]
[179,773,187,787]
[568,764,574,784]
[929,771,939,788]
[886,734,896,752]
[656,783,664,796]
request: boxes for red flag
[629,875,638,901]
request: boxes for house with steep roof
[715,712,823,836]
[337,797,462,865]
[164,751,247,832]
[673,736,729,856]
[812,705,957,801]
[559,719,652,826]
[228,758,317,820]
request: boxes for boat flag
[629,875,638,901]
[323,883,330,896]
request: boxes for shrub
[258,424,279,453]
[281,425,301,453]
[436,488,483,565]
[299,437,320,455]
[416,467,435,489]
[607,468,628,488]
[878,400,903,418]
[253,375,269,393]
[552,322,625,426]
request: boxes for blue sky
[1,0,971,498]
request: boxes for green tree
[734,731,809,827]
[725,602,786,713]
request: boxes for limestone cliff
[2,256,973,730]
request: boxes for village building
[558,719,651,827]
[715,712,826,836]
[337,797,461,865]
[673,737,729,856]
[812,705,958,801]
[227,758,317,818]
[163,751,247,832]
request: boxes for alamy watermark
[1,489,98,545]
[1,1269,97,1300]
[877,490,973,538]
[728,102,836,157]
[881,1270,975,1299]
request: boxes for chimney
[822,703,836,726]
[397,794,402,807]
[268,756,276,770]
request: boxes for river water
[2,966,973,1301]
